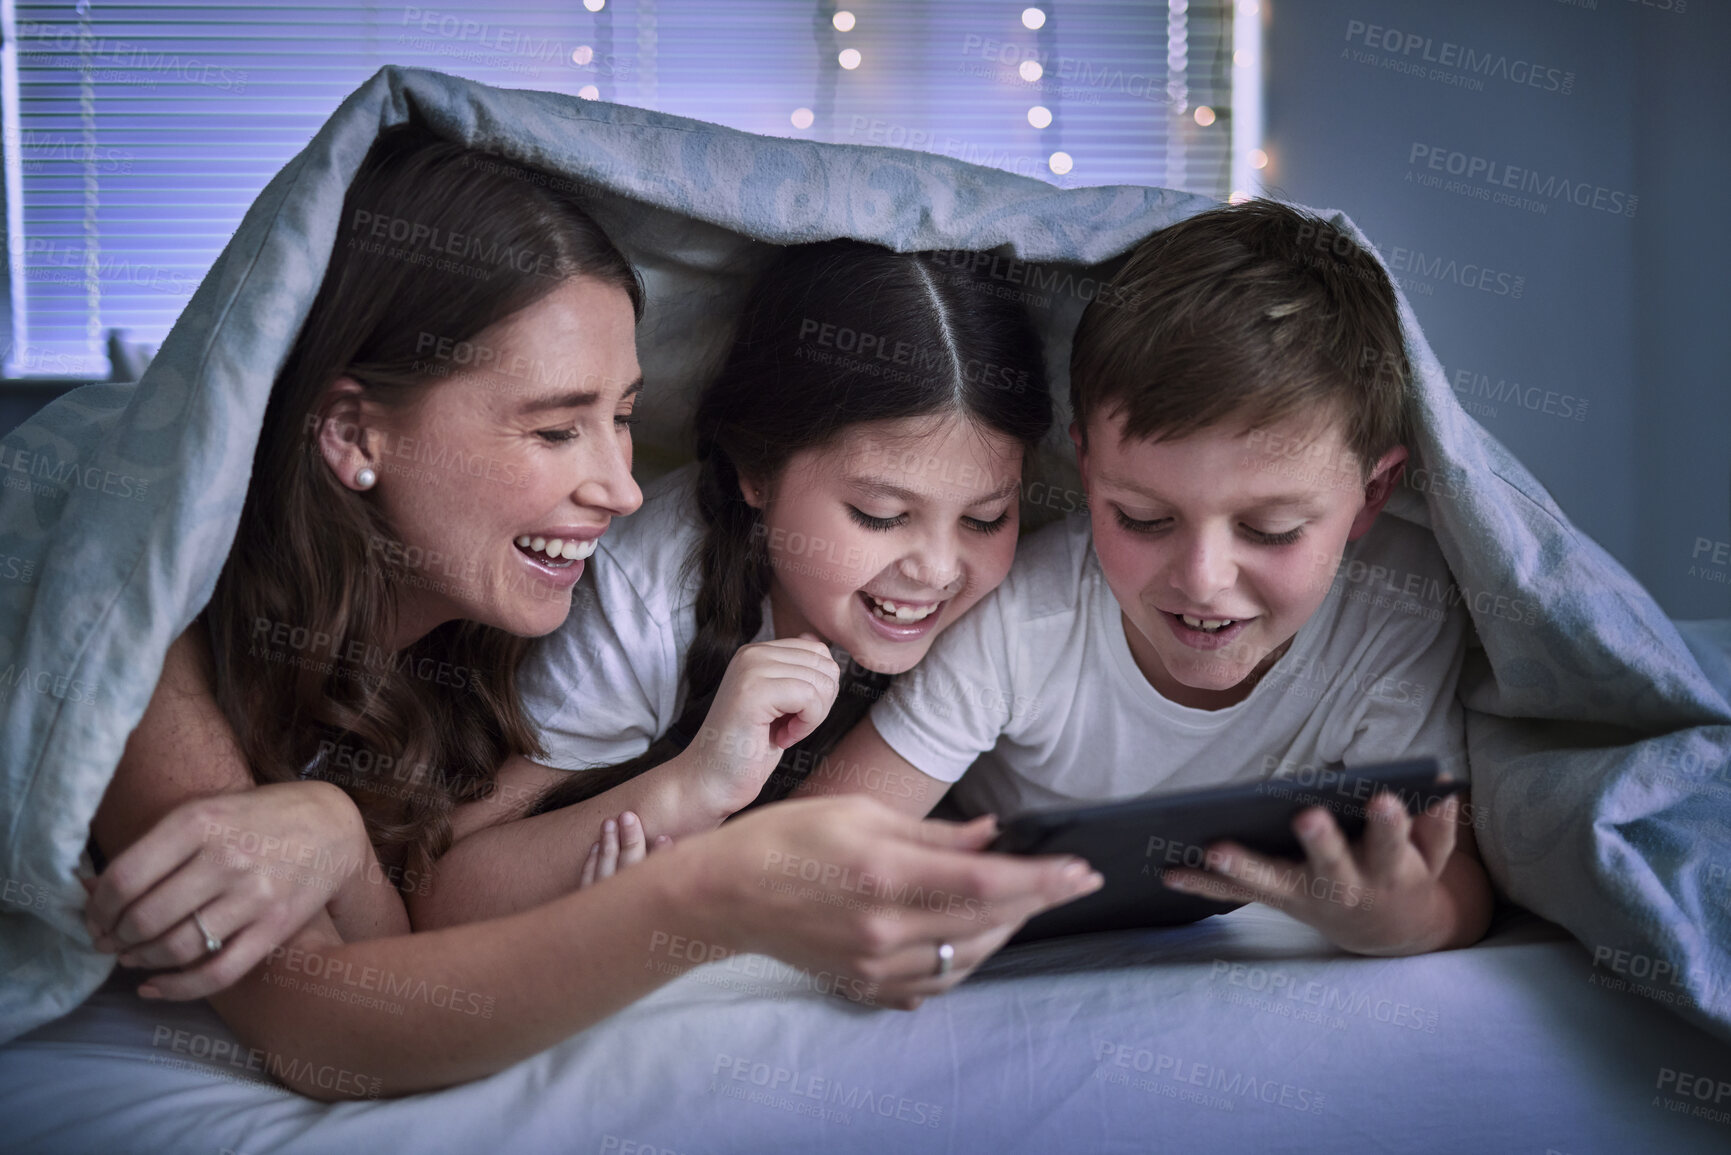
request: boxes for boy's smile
[1074,408,1406,711]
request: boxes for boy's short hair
[1070,199,1411,476]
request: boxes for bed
[4,902,1729,1155]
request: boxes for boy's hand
[1161,791,1469,956]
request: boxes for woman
[413,238,1054,925]
[80,124,1100,1100]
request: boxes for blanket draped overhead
[1,66,1726,1044]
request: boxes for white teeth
[866,593,937,623]
[1181,614,1236,631]
[517,535,597,562]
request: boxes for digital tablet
[988,759,1463,944]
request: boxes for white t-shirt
[871,511,1471,818]
[518,463,776,770]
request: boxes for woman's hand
[578,810,674,888]
[84,779,381,999]
[680,634,840,818]
[672,795,1103,1009]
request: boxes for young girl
[80,126,1099,1097]
[413,239,1056,924]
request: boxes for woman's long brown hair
[201,123,641,880]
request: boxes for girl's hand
[84,780,375,999]
[676,795,1104,1009]
[578,810,674,888]
[684,634,840,817]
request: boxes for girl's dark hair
[532,240,1051,817]
[201,122,642,880]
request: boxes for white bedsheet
[3,905,1727,1155]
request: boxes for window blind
[6,0,1245,377]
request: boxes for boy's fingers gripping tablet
[1359,793,1414,877]
[1407,795,1460,876]
[1295,808,1356,883]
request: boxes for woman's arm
[91,630,1102,1100]
[87,626,409,997]
[198,795,1098,1101]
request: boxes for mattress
[3,904,1727,1155]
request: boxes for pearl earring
[355,467,376,490]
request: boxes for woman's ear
[737,470,765,509]
[313,377,384,492]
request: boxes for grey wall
[1265,0,1730,618]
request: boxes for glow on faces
[325,277,645,644]
[741,413,1025,676]
[1074,406,1406,711]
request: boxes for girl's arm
[411,636,841,929]
[406,749,726,927]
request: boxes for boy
[796,200,1493,957]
